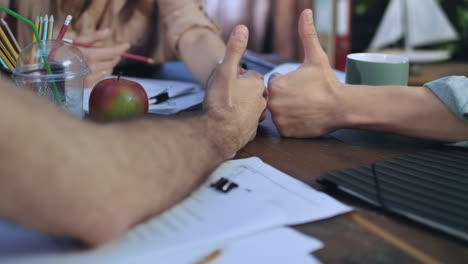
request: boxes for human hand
[75,29,130,87]
[267,9,345,138]
[204,25,267,158]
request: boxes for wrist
[323,82,357,131]
[199,112,240,160]
[340,84,426,132]
[340,84,380,129]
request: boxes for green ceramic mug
[345,53,410,86]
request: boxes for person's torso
[2,0,172,63]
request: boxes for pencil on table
[42,15,49,40]
[63,39,155,64]
[48,15,54,40]
[1,18,20,53]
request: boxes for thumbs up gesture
[267,9,344,138]
[204,25,267,158]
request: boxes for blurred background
[202,0,468,81]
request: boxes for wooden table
[409,62,468,86]
[238,113,467,264]
[117,58,468,264]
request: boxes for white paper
[210,158,353,225]
[2,158,350,264]
[151,227,324,264]
[83,76,204,115]
[210,228,323,264]
[264,63,346,87]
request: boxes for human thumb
[219,25,249,79]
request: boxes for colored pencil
[63,39,155,64]
[0,55,8,69]
[0,26,18,59]
[38,16,43,41]
[48,15,54,40]
[32,16,39,42]
[56,15,72,40]
[42,15,49,40]
[0,18,20,53]
[0,37,15,66]
[0,46,14,70]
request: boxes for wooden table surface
[238,112,467,264]
[117,58,468,264]
[409,62,468,86]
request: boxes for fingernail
[306,9,313,24]
[233,25,248,40]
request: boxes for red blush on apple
[89,77,149,122]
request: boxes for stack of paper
[263,63,346,87]
[1,158,352,263]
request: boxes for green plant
[438,0,468,59]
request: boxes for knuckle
[277,124,294,138]
[268,80,282,95]
[266,98,279,112]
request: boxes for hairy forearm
[178,28,226,85]
[342,84,468,141]
[0,83,232,246]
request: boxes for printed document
[2,157,351,264]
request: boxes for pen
[194,249,222,264]
[149,91,169,104]
[63,39,155,64]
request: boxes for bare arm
[0,25,265,246]
[267,9,468,142]
[178,27,226,85]
[341,84,468,142]
[157,0,226,85]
